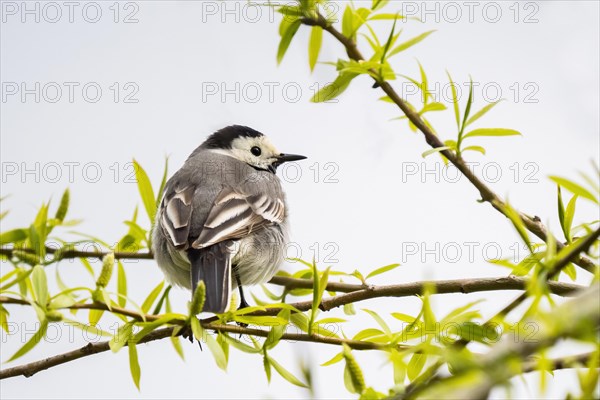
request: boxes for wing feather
[192,187,284,249]
[158,184,195,248]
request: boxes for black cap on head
[201,125,264,149]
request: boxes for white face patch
[214,136,281,170]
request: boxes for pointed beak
[268,153,307,173]
[277,153,307,163]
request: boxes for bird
[152,125,306,314]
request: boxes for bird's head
[201,125,306,173]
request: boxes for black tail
[188,242,232,313]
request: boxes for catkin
[96,253,115,288]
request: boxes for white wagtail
[152,125,306,313]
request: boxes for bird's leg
[233,269,250,334]
[234,270,250,310]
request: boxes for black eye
[251,146,261,156]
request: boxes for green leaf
[465,100,502,127]
[422,146,451,158]
[462,145,486,155]
[190,317,203,342]
[441,300,484,323]
[152,285,172,315]
[391,312,416,323]
[263,353,272,383]
[49,292,76,309]
[277,4,303,17]
[563,195,578,243]
[277,19,301,64]
[388,30,435,57]
[314,317,346,325]
[353,328,385,341]
[308,26,323,72]
[549,176,598,204]
[366,263,400,279]
[206,333,228,370]
[390,349,407,385]
[343,303,356,316]
[132,159,157,224]
[268,355,308,388]
[128,341,141,390]
[54,188,70,221]
[379,15,399,64]
[0,305,9,332]
[133,314,180,343]
[341,5,354,37]
[8,319,48,361]
[362,309,390,335]
[417,61,430,102]
[562,262,577,281]
[170,336,184,360]
[461,321,493,343]
[0,228,28,245]
[223,334,261,354]
[407,353,426,381]
[462,128,522,140]
[80,257,96,279]
[321,351,344,366]
[31,265,48,309]
[460,79,474,137]
[264,312,288,350]
[156,157,169,206]
[421,102,446,113]
[141,281,165,314]
[503,202,533,253]
[89,309,104,326]
[370,0,390,12]
[117,261,127,308]
[29,204,48,258]
[370,13,408,21]
[109,322,134,352]
[446,71,460,130]
[290,312,310,333]
[310,73,358,103]
[309,263,330,334]
[63,318,111,337]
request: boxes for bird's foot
[235,299,251,334]
[238,297,250,310]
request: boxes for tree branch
[402,227,600,398]
[0,246,153,260]
[412,284,600,399]
[0,318,407,380]
[303,13,598,275]
[0,275,585,318]
[489,227,600,322]
[0,275,585,379]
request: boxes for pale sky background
[1,1,599,399]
